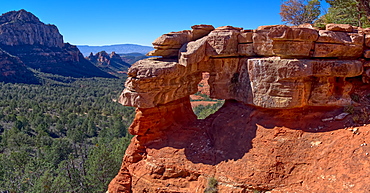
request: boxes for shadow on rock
[146,99,359,165]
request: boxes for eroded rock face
[109,24,370,192]
[119,24,370,109]
[118,58,202,108]
[248,58,362,108]
[0,10,113,79]
[0,9,63,48]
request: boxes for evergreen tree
[316,0,370,27]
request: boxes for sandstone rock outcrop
[147,25,214,58]
[119,24,369,109]
[109,24,370,192]
[0,9,63,47]
[0,10,114,80]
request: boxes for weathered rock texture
[0,10,114,80]
[0,9,63,47]
[109,24,370,192]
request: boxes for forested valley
[0,72,135,193]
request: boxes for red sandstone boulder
[268,26,318,58]
[313,43,363,58]
[253,29,274,56]
[238,30,253,43]
[268,25,318,41]
[179,36,208,67]
[152,31,192,49]
[326,23,353,32]
[238,43,254,56]
[208,58,241,99]
[206,29,239,57]
[314,30,364,58]
[317,30,363,45]
[118,58,201,108]
[147,31,192,58]
[191,24,214,40]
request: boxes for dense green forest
[192,92,224,120]
[0,73,135,193]
[193,101,224,120]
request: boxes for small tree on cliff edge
[280,0,321,25]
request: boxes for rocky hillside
[86,51,130,77]
[108,24,370,192]
[0,47,38,83]
[0,10,114,82]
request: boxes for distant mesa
[0,9,114,83]
[86,51,131,77]
[77,44,154,57]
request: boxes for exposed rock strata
[0,10,113,80]
[109,24,370,192]
[0,9,63,47]
[120,23,368,109]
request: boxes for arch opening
[190,72,224,119]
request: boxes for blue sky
[1,0,329,47]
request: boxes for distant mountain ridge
[77,44,153,56]
[0,9,115,83]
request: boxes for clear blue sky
[0,0,329,47]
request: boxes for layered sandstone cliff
[0,10,113,80]
[109,24,370,192]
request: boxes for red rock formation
[109,24,370,192]
[0,9,63,48]
[109,97,197,192]
[86,51,130,76]
[0,10,114,79]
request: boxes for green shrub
[204,177,218,193]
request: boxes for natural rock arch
[109,24,370,192]
[119,24,365,110]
